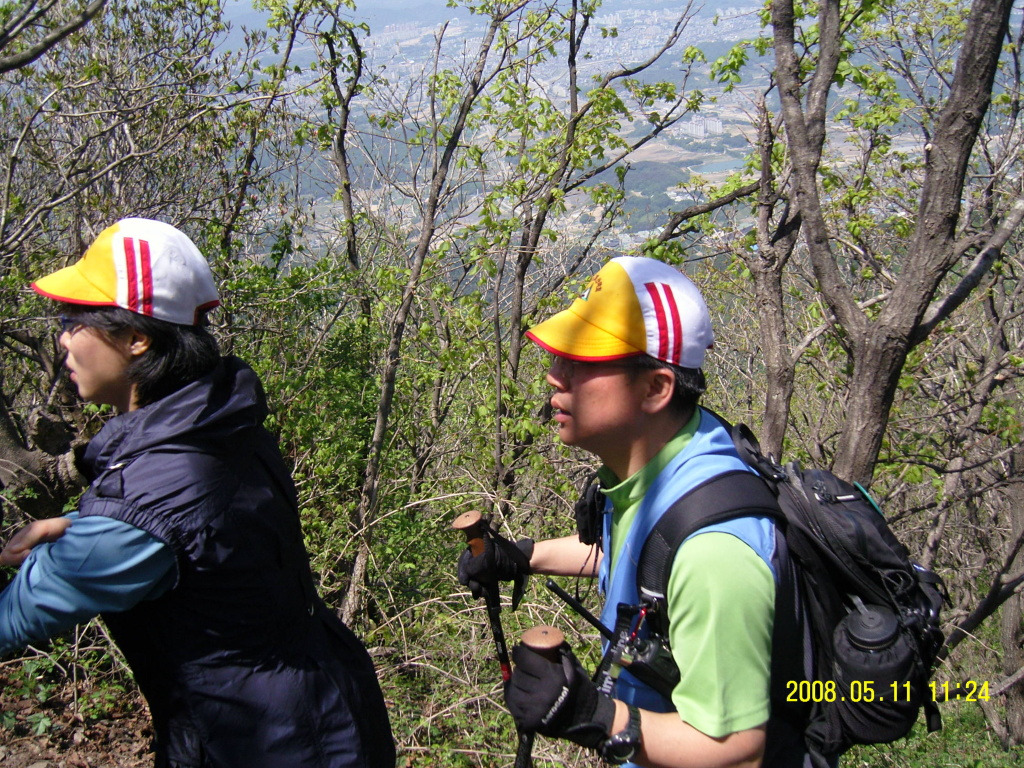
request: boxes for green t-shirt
[599,416,775,737]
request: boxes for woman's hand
[1,517,72,567]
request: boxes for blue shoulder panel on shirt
[684,516,777,577]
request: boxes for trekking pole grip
[521,625,564,656]
[452,509,486,557]
[514,626,565,768]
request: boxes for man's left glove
[505,638,616,749]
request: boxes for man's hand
[1,517,72,567]
[456,520,532,599]
[505,638,615,749]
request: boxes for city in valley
[226,1,782,238]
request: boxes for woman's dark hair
[628,354,707,416]
[60,303,220,407]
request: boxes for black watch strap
[599,704,642,765]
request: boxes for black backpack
[634,417,946,768]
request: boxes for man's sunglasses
[57,315,85,334]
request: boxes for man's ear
[128,330,152,357]
[640,367,676,415]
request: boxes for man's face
[545,355,653,470]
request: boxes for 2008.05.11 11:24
[785,680,991,703]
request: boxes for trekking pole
[453,510,513,683]
[453,510,533,768]
[545,578,615,643]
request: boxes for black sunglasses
[57,315,84,334]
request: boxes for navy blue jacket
[78,357,395,768]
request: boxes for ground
[0,665,153,768]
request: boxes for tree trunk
[341,9,516,624]
[834,328,911,484]
[772,0,1017,485]
[1001,459,1024,746]
[0,395,84,519]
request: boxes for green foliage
[2,0,1023,762]
[0,629,137,739]
[846,702,1024,767]
[710,43,751,90]
[4,658,59,705]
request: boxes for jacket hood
[81,356,269,478]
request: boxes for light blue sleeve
[0,511,176,656]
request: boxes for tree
[651,0,1024,744]
[0,0,307,524]
[776,0,1020,484]
[0,0,106,73]
[293,0,708,624]
[2,0,1023,761]
[656,0,1022,481]
[0,0,115,521]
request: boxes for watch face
[605,737,638,762]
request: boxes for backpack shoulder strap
[637,469,782,605]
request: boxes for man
[1,218,395,768]
[458,256,804,767]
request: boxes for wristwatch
[599,704,642,765]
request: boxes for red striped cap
[526,256,713,368]
[31,219,220,326]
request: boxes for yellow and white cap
[31,218,220,326]
[526,256,713,368]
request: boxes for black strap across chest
[636,469,783,605]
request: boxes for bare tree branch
[916,196,1024,341]
[0,0,106,74]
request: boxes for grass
[844,699,1024,767]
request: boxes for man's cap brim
[526,308,645,361]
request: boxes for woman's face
[60,321,137,411]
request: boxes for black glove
[456,521,533,600]
[506,640,616,749]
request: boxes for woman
[0,218,395,768]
